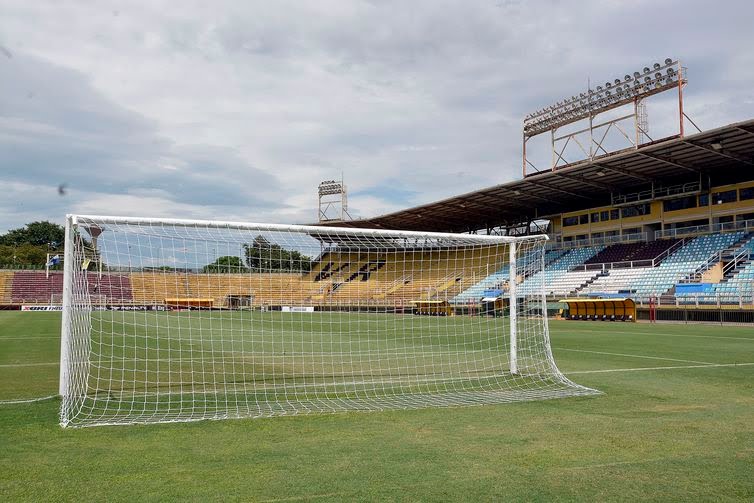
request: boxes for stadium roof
[327,118,754,233]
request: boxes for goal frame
[59,214,597,427]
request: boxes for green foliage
[202,255,248,273]
[0,221,65,268]
[0,221,64,247]
[243,235,312,272]
[0,244,50,268]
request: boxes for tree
[0,221,65,268]
[0,221,65,247]
[243,236,312,273]
[0,244,48,268]
[203,256,249,273]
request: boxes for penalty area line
[566,362,754,375]
[0,362,58,368]
[557,348,716,365]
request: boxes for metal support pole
[509,241,518,375]
[59,216,74,397]
[678,61,685,137]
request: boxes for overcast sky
[1,0,753,233]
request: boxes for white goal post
[59,214,599,427]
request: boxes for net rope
[60,216,599,427]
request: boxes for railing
[611,181,701,206]
[548,232,648,251]
[683,251,721,283]
[655,219,754,240]
[571,237,686,272]
[573,259,653,272]
[722,249,753,277]
[652,237,686,265]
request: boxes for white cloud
[1,0,753,232]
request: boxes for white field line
[557,348,716,365]
[566,362,754,375]
[558,329,754,342]
[0,394,57,405]
[0,336,60,340]
[0,362,59,368]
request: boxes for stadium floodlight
[523,58,684,138]
[58,215,599,427]
[522,58,687,175]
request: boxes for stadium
[1,26,753,503]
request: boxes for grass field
[1,311,752,501]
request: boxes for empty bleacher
[9,271,133,304]
[517,246,603,297]
[709,235,754,300]
[628,232,747,298]
[11,271,63,303]
[5,230,753,309]
[582,239,680,268]
[0,271,13,304]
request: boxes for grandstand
[1,73,753,323]
[324,117,754,322]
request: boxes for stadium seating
[10,271,133,304]
[582,239,682,267]
[579,267,650,295]
[87,273,133,303]
[6,231,753,307]
[583,242,646,265]
[628,232,747,298]
[516,246,603,297]
[0,271,13,304]
[11,271,64,303]
[710,235,754,300]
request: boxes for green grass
[1,311,753,501]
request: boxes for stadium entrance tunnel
[560,298,635,321]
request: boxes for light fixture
[710,141,723,151]
[595,169,606,177]
[524,58,681,136]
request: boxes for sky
[1,0,753,233]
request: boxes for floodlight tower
[522,58,688,175]
[318,177,352,222]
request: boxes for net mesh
[60,216,599,427]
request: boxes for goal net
[59,215,599,427]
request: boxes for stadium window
[622,227,640,236]
[563,216,579,227]
[739,187,754,201]
[579,214,589,225]
[698,193,709,206]
[738,212,754,222]
[717,215,734,224]
[610,209,620,220]
[600,210,609,221]
[663,195,697,212]
[621,203,650,218]
[590,212,600,223]
[712,190,737,204]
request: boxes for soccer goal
[59,215,599,427]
